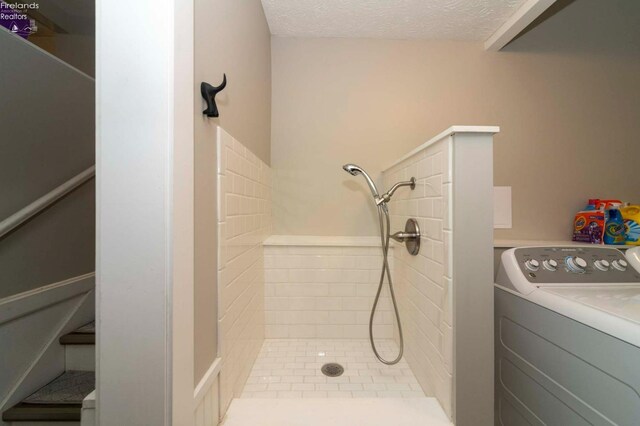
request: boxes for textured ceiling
[261,0,527,40]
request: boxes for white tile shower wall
[382,136,453,417]
[217,127,272,415]
[264,243,394,339]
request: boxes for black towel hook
[201,74,227,118]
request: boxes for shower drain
[321,363,344,377]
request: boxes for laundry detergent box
[572,210,605,244]
[621,205,640,245]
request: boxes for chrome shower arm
[378,177,416,204]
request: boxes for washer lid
[542,286,640,325]
[527,286,640,348]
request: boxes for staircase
[2,322,95,425]
[1,13,96,425]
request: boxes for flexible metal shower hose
[369,203,404,365]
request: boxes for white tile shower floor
[241,339,425,398]
[227,340,452,425]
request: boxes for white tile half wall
[216,127,272,415]
[264,236,394,339]
[383,135,453,416]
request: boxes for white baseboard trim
[80,390,96,426]
[193,357,222,406]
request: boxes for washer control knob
[524,259,540,271]
[594,259,610,271]
[566,256,587,273]
[543,259,558,271]
[612,259,628,271]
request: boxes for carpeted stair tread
[2,371,94,422]
[24,371,94,404]
[60,321,95,345]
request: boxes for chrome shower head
[342,164,360,176]
[342,163,380,199]
[343,163,416,206]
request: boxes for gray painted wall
[270,0,640,240]
[0,29,95,298]
[193,0,272,383]
[0,183,95,299]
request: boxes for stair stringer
[0,274,95,425]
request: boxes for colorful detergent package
[572,199,640,245]
[621,205,640,245]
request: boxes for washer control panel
[514,247,640,284]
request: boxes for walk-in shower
[220,127,497,423]
[342,164,419,365]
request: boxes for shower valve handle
[390,231,419,243]
[390,218,421,256]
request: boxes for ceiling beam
[484,0,557,51]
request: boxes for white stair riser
[65,346,95,371]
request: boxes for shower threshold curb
[222,397,452,426]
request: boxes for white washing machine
[626,246,640,273]
[495,246,640,426]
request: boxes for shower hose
[370,202,404,365]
